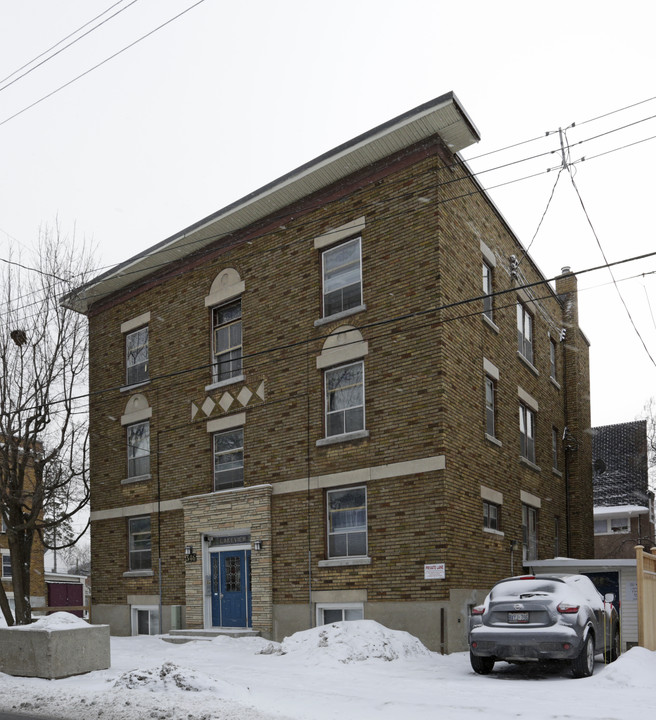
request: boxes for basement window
[317,603,364,625]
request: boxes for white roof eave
[593,505,649,518]
[63,92,480,314]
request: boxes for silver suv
[468,574,620,677]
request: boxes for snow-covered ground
[0,614,654,720]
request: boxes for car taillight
[471,605,485,616]
[557,602,580,614]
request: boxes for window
[552,427,559,470]
[325,361,365,437]
[1,554,11,579]
[593,517,630,535]
[212,300,242,383]
[519,404,535,463]
[610,517,629,533]
[516,302,533,364]
[126,326,149,385]
[128,516,151,571]
[483,501,500,531]
[485,376,495,437]
[522,504,538,562]
[482,261,493,321]
[131,605,159,635]
[549,337,557,380]
[213,428,244,490]
[327,486,367,558]
[554,516,560,557]
[594,519,607,535]
[322,237,362,318]
[317,603,364,625]
[127,421,150,478]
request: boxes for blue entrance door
[210,550,251,627]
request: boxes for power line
[0,140,648,323]
[74,115,656,302]
[8,256,656,475]
[463,94,656,163]
[571,131,656,165]
[0,0,207,129]
[11,263,656,477]
[643,284,656,334]
[559,112,656,162]
[0,255,70,283]
[9,248,656,417]
[575,94,656,128]
[4,107,656,315]
[512,167,565,266]
[0,0,140,94]
[2,159,559,316]
[566,164,656,369]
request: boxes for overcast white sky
[1,0,656,428]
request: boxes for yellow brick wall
[87,136,592,623]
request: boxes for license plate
[508,612,529,623]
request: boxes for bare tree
[0,227,94,625]
[641,397,656,494]
[60,540,91,576]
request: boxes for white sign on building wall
[424,563,446,580]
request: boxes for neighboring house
[592,421,656,558]
[0,441,47,618]
[0,528,45,618]
[43,571,91,619]
[65,92,593,652]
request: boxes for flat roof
[63,92,480,314]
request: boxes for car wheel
[470,651,495,675]
[572,633,594,678]
[605,628,620,663]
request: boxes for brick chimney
[556,267,593,557]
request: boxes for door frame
[202,535,253,629]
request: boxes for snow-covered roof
[591,421,649,507]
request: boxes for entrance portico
[182,485,272,636]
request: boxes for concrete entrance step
[161,628,260,644]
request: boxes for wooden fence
[635,545,656,650]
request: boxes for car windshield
[490,579,564,599]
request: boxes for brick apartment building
[66,92,593,652]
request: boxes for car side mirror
[604,593,615,603]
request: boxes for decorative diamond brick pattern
[219,392,233,412]
[237,386,253,407]
[201,397,215,417]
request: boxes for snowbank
[9,611,89,631]
[591,646,656,687]
[280,619,432,663]
[0,619,653,720]
[113,661,230,693]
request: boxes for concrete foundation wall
[92,604,131,635]
[91,603,185,636]
[273,604,313,643]
[0,624,110,679]
[273,591,490,653]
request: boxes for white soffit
[65,93,479,313]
